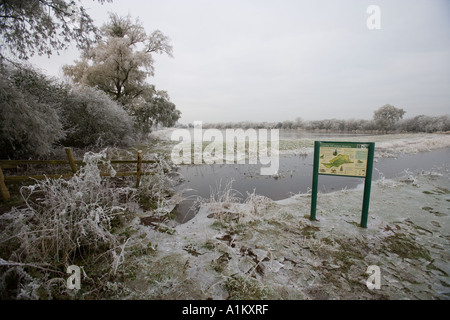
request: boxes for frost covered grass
[126,133,449,300]
[0,150,161,299]
[122,164,449,300]
[1,133,449,300]
[158,131,450,160]
[277,133,450,158]
[203,180,273,226]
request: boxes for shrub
[0,63,135,159]
[61,86,134,148]
[0,64,64,158]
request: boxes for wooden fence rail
[0,148,156,201]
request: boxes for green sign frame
[310,141,375,228]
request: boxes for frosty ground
[2,133,448,300]
[121,133,450,300]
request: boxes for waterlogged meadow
[0,131,449,299]
[166,131,450,203]
[160,129,450,159]
[125,131,449,299]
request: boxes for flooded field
[126,132,450,299]
[175,148,450,200]
[164,131,450,223]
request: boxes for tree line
[195,105,450,134]
[0,1,181,159]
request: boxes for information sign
[310,141,375,228]
[318,142,369,177]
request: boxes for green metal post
[310,141,321,221]
[360,142,375,228]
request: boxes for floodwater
[163,130,450,222]
[175,148,450,200]
[171,147,449,223]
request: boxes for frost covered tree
[63,13,180,131]
[373,104,406,133]
[63,13,173,106]
[401,114,450,133]
[0,64,65,158]
[131,90,181,133]
[0,0,111,61]
[0,63,134,157]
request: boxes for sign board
[318,142,369,178]
[310,141,375,228]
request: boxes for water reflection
[174,148,450,201]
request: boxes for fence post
[0,165,11,201]
[136,150,143,188]
[65,148,78,174]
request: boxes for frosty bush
[0,64,65,158]
[0,63,135,158]
[61,86,133,148]
[0,151,136,299]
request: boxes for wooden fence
[0,148,156,201]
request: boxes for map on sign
[318,142,369,177]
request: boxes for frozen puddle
[127,165,450,299]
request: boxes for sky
[31,0,450,124]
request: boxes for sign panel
[318,142,369,178]
[310,141,375,228]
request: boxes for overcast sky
[31,0,450,124]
